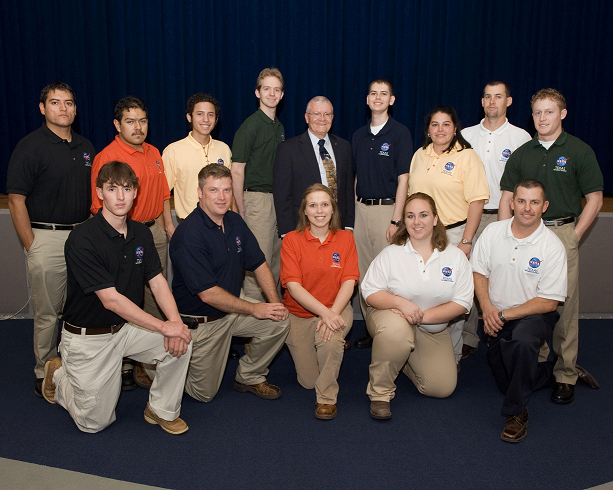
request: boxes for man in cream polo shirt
[163,93,232,221]
[460,80,531,358]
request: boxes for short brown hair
[197,163,232,188]
[368,78,394,96]
[391,193,448,252]
[531,88,566,111]
[484,80,510,97]
[255,68,284,92]
[96,161,139,189]
[296,183,341,233]
[513,179,547,201]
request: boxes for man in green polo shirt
[231,68,285,302]
[499,88,603,405]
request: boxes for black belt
[357,197,395,206]
[143,220,156,227]
[543,217,575,227]
[64,322,125,335]
[180,315,222,329]
[245,188,273,194]
[31,222,80,231]
[445,219,467,230]
[483,209,498,215]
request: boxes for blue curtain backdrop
[1,0,611,194]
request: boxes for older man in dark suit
[273,96,354,237]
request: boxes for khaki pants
[184,296,289,402]
[285,304,353,404]
[354,201,395,324]
[445,224,468,362]
[26,227,72,378]
[243,192,281,302]
[55,323,191,433]
[365,308,457,401]
[143,220,168,320]
[463,213,498,349]
[539,222,579,384]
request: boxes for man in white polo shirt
[471,179,567,443]
[460,80,531,359]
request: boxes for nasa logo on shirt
[82,152,92,167]
[280,133,285,141]
[499,148,512,163]
[441,266,453,282]
[135,246,144,265]
[525,257,542,274]
[331,252,341,268]
[217,158,224,165]
[235,236,242,253]
[554,156,568,173]
[442,162,455,176]
[155,161,162,173]
[379,142,390,157]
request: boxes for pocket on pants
[74,387,101,430]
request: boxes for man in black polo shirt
[41,161,192,434]
[6,81,96,396]
[170,164,289,403]
[352,79,413,348]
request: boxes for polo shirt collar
[114,134,147,155]
[40,123,78,147]
[94,209,135,242]
[504,217,546,244]
[366,116,395,136]
[478,118,509,136]
[403,239,442,261]
[305,227,337,245]
[195,203,233,232]
[187,132,217,151]
[530,130,568,148]
[424,141,462,157]
[255,108,279,125]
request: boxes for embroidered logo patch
[502,149,512,159]
[554,156,568,173]
[331,252,341,268]
[217,158,224,165]
[235,236,242,253]
[155,160,162,173]
[525,257,542,274]
[82,152,92,166]
[441,267,453,282]
[379,142,390,157]
[442,162,455,176]
[135,246,144,264]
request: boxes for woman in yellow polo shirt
[408,105,488,364]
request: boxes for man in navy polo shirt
[7,81,96,397]
[170,164,289,403]
[352,79,413,348]
[41,161,192,435]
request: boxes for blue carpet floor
[1,318,612,489]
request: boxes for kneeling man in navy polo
[471,179,567,443]
[41,161,193,435]
[170,163,289,403]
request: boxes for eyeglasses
[307,112,333,119]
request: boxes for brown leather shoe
[233,380,282,400]
[501,409,529,443]
[370,401,391,420]
[133,362,153,389]
[576,364,599,389]
[344,340,351,351]
[42,357,62,404]
[143,403,188,435]
[461,344,477,359]
[315,403,337,420]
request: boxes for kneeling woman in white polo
[361,192,473,420]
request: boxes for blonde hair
[531,88,566,111]
[255,68,284,92]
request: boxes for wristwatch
[498,310,507,323]
[460,238,472,245]
[390,220,402,227]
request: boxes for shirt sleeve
[576,145,604,195]
[461,150,490,204]
[162,145,177,192]
[6,145,37,196]
[280,232,303,286]
[451,251,474,312]
[231,126,256,163]
[470,224,492,278]
[536,235,568,302]
[65,235,116,295]
[361,247,393,304]
[340,233,360,282]
[158,153,171,201]
[171,243,218,296]
[500,148,524,192]
[90,153,105,214]
[395,126,413,175]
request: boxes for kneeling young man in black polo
[41,161,193,435]
[471,179,567,442]
[170,163,289,403]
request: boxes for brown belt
[64,322,126,335]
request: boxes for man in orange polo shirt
[91,96,173,389]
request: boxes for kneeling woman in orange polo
[361,193,473,420]
[280,183,359,420]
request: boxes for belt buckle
[110,323,121,334]
[366,198,375,205]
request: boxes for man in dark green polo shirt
[231,68,286,302]
[499,88,603,405]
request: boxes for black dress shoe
[344,340,351,351]
[551,382,574,404]
[576,364,599,389]
[354,335,373,349]
[228,347,240,360]
[122,369,136,391]
[35,378,43,398]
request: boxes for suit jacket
[273,131,354,236]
